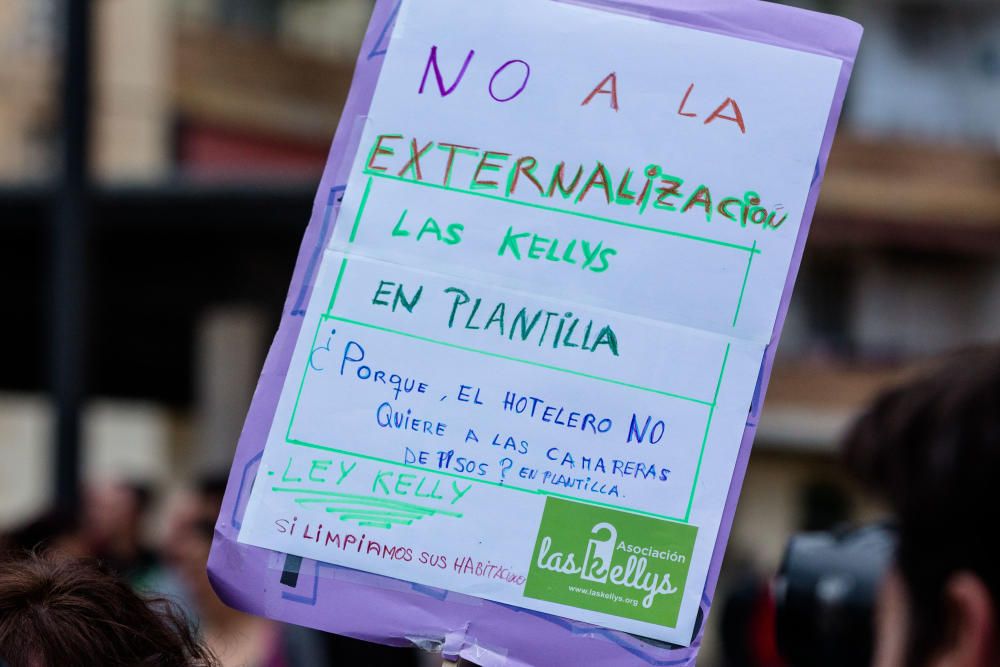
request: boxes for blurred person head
[82,480,173,594]
[0,551,216,667]
[84,481,154,559]
[845,347,1000,667]
[162,476,226,611]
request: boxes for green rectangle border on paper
[286,254,732,524]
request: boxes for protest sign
[210,0,861,662]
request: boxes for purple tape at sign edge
[207,1,862,664]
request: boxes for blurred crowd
[0,478,422,667]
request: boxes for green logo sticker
[524,498,698,628]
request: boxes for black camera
[774,523,896,667]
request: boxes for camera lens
[774,523,896,667]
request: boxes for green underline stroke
[292,497,434,513]
[335,513,418,526]
[325,508,427,519]
[275,487,464,517]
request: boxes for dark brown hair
[844,346,1000,665]
[0,552,217,667]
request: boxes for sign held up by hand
[213,0,861,662]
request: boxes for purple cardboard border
[209,2,861,664]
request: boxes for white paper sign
[239,0,841,645]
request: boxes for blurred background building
[1,0,998,664]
